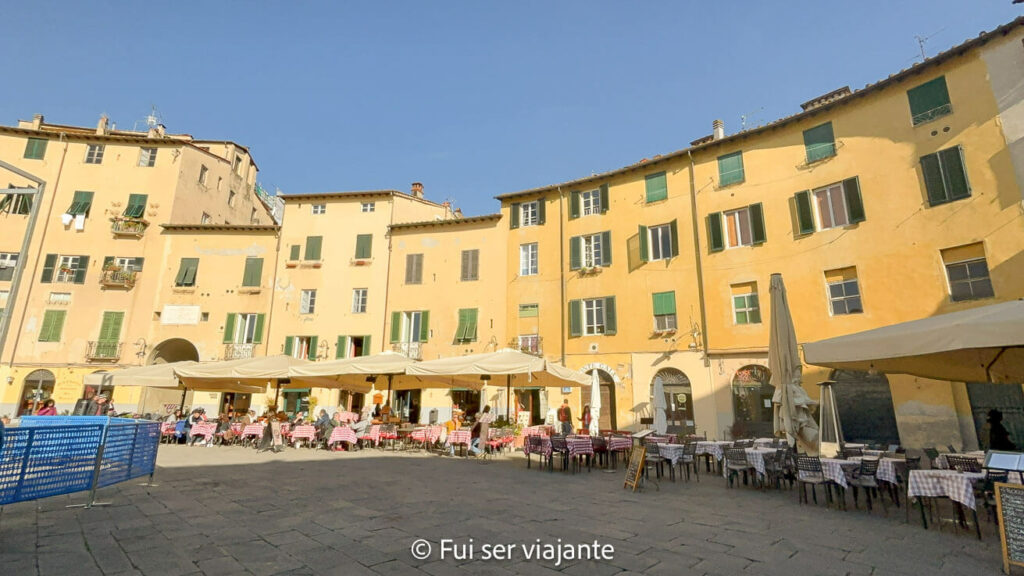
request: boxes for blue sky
[2,2,1020,216]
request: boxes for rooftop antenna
[133,106,162,132]
[740,107,764,131]
[913,27,946,62]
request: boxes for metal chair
[724,449,756,488]
[945,454,982,473]
[841,446,863,459]
[549,436,570,472]
[923,447,941,469]
[847,458,886,513]
[796,456,835,506]
[677,442,700,482]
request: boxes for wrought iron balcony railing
[100,269,138,289]
[224,343,256,360]
[392,342,422,360]
[86,341,122,361]
[110,218,148,236]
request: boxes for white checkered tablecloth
[448,430,471,446]
[908,470,986,510]
[817,458,861,488]
[745,448,776,477]
[658,443,686,466]
[566,436,594,457]
[606,436,632,452]
[695,441,730,462]
[336,411,359,423]
[753,438,777,448]
[934,451,985,470]
[328,427,357,446]
[848,456,901,484]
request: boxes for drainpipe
[557,187,566,365]
[264,224,283,358]
[686,150,710,365]
[6,134,68,367]
[381,195,396,356]
[0,162,45,366]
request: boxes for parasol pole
[387,374,393,407]
[506,375,511,421]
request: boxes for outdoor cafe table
[328,426,358,447]
[523,425,553,437]
[336,411,359,423]
[290,425,317,445]
[523,435,552,458]
[908,469,986,510]
[934,451,986,470]
[695,441,731,462]
[753,438,777,448]
[448,429,471,446]
[566,435,594,457]
[189,423,217,441]
[411,426,442,444]
[606,435,632,454]
[816,458,861,488]
[848,456,903,484]
[361,424,382,446]
[736,448,777,478]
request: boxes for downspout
[381,195,396,356]
[8,134,68,367]
[264,225,283,358]
[686,150,710,366]
[557,187,566,365]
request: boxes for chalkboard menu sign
[623,445,646,492]
[995,482,1024,574]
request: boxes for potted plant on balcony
[103,261,121,272]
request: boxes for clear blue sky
[2,1,1020,216]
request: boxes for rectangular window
[583,298,605,335]
[921,146,971,206]
[336,335,371,358]
[233,155,242,174]
[0,192,32,215]
[519,303,539,318]
[711,204,765,250]
[0,252,19,281]
[571,231,612,269]
[352,288,368,313]
[581,189,602,216]
[112,256,144,272]
[312,204,326,215]
[300,289,317,314]
[731,283,761,324]
[24,138,48,160]
[304,236,322,260]
[199,165,208,185]
[392,310,429,344]
[652,291,677,332]
[241,257,263,287]
[461,249,479,281]
[97,311,125,353]
[725,208,752,248]
[519,243,538,276]
[85,144,105,164]
[174,258,199,287]
[908,76,952,125]
[520,201,540,226]
[56,255,84,283]
[717,151,745,186]
[355,234,373,259]
[48,292,71,305]
[803,122,836,163]
[518,334,541,354]
[941,243,993,302]
[138,147,158,167]
[455,308,478,342]
[201,212,212,224]
[250,207,258,224]
[361,202,375,213]
[583,234,603,268]
[123,194,147,218]
[648,224,674,261]
[228,190,236,207]
[795,177,864,235]
[234,313,260,344]
[67,190,94,216]
[405,253,423,284]
[813,183,848,230]
[825,267,862,315]
[38,310,66,342]
[645,172,668,203]
[286,335,316,360]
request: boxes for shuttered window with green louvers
[67,191,94,216]
[921,146,971,206]
[803,122,836,163]
[175,258,199,287]
[907,76,952,125]
[123,194,147,218]
[242,257,263,287]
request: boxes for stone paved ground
[0,444,1006,575]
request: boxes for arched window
[731,365,773,438]
[19,369,56,416]
[652,368,693,435]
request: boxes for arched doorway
[583,369,616,430]
[18,369,55,416]
[731,364,773,439]
[149,338,199,364]
[830,370,900,446]
[652,368,693,435]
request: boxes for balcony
[508,337,543,356]
[110,218,149,237]
[224,343,256,360]
[392,342,422,360]
[86,341,122,361]
[100,268,138,289]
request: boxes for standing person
[36,399,58,416]
[579,404,592,434]
[987,409,1018,451]
[469,405,494,457]
[88,394,114,416]
[557,399,573,436]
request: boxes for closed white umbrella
[653,376,667,434]
[588,370,601,436]
[768,273,819,453]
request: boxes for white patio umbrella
[83,361,197,389]
[768,273,819,453]
[588,370,601,436]
[652,376,667,434]
[174,355,308,398]
[286,352,447,399]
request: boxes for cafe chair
[847,458,886,514]
[796,456,836,506]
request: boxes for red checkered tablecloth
[566,436,594,457]
[241,423,265,437]
[524,436,552,457]
[189,423,217,439]
[328,427,357,446]
[336,411,359,423]
[291,425,317,442]
[448,430,471,446]
[523,425,553,437]
[361,425,381,445]
[160,422,175,435]
[411,426,443,443]
[606,436,632,452]
[908,469,986,510]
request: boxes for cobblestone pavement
[0,444,1005,575]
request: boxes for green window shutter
[242,257,263,287]
[907,76,951,125]
[604,296,617,335]
[132,257,145,271]
[98,311,124,343]
[669,219,679,257]
[176,258,198,286]
[284,336,294,357]
[638,225,649,262]
[940,146,970,201]
[537,199,546,225]
[24,138,48,159]
[599,184,609,213]
[600,230,612,265]
[355,234,372,259]
[569,236,581,270]
[309,336,319,360]
[223,314,237,343]
[707,213,724,252]
[920,152,947,205]
[362,335,371,356]
[509,203,520,229]
[569,300,582,338]
[456,309,477,341]
[652,291,676,315]
[39,310,67,342]
[68,191,94,216]
[749,203,766,245]
[336,335,347,358]
[289,245,300,260]
[174,259,188,285]
[74,256,89,284]
[794,191,815,234]
[467,309,478,341]
[645,172,667,203]
[41,254,57,283]
[842,177,865,223]
[390,312,401,343]
[717,151,745,186]
[455,309,468,341]
[123,194,147,218]
[569,191,580,219]
[803,122,836,163]
[419,311,430,342]
[253,314,265,344]
[304,236,322,260]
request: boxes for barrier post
[67,424,111,509]
[12,428,36,503]
[136,423,159,487]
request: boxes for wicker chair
[796,456,835,506]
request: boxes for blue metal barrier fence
[0,419,160,507]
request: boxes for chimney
[32,114,43,130]
[712,119,725,140]
[411,182,424,199]
[96,115,109,135]
[156,124,166,137]
[454,208,463,219]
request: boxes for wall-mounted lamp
[5,376,13,385]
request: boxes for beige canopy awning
[174,355,309,392]
[83,361,197,389]
[802,299,1024,383]
[406,348,590,388]
[285,352,448,392]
